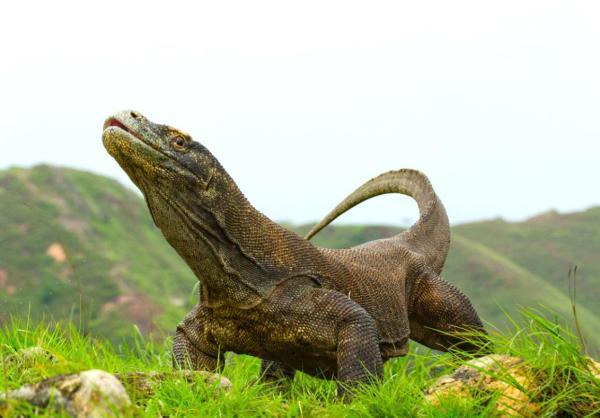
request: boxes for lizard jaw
[103,118,129,133]
[102,116,145,142]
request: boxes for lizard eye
[171,135,188,151]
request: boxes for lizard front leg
[285,287,384,398]
[173,304,224,372]
[335,299,383,398]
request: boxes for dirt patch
[107,262,137,295]
[46,242,68,263]
[59,215,87,234]
[15,169,70,212]
[17,223,30,234]
[0,269,7,286]
[0,268,16,295]
[102,192,140,219]
[100,294,162,334]
[15,168,89,236]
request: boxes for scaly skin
[102,110,487,397]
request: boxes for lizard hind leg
[409,273,490,355]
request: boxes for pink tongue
[103,118,129,132]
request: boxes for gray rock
[1,369,131,417]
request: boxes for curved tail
[306,169,450,274]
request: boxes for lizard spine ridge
[305,169,450,273]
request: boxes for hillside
[0,165,197,341]
[0,165,598,350]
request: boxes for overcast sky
[1,1,598,226]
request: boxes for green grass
[1,308,598,417]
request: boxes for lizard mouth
[103,118,144,141]
[102,116,155,166]
[103,118,128,131]
[102,115,172,169]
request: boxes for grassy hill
[0,165,598,351]
[0,165,198,342]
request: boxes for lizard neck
[144,168,319,307]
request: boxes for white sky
[1,1,599,226]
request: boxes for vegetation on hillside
[0,165,197,342]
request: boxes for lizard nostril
[130,111,141,119]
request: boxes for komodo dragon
[102,110,487,396]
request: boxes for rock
[425,355,538,417]
[117,370,232,396]
[587,356,600,380]
[0,370,131,417]
[6,346,56,367]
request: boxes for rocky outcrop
[1,347,232,417]
[425,355,538,417]
[0,370,131,418]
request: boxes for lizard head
[101,109,238,241]
[102,110,220,198]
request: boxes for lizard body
[102,111,486,396]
